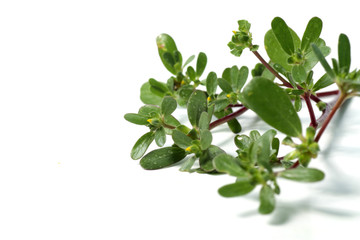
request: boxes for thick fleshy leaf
[187,90,207,127]
[199,145,224,172]
[131,132,155,160]
[140,147,186,170]
[155,127,166,147]
[183,55,195,68]
[177,85,195,107]
[206,72,218,96]
[138,105,160,116]
[172,130,192,149]
[250,129,277,171]
[271,17,295,55]
[303,39,331,72]
[236,66,249,92]
[179,155,197,172]
[198,112,210,130]
[311,44,335,79]
[259,185,276,214]
[140,82,163,105]
[196,52,207,77]
[227,118,242,134]
[338,33,351,74]
[218,179,256,197]
[213,154,246,177]
[156,34,179,75]
[213,99,230,112]
[163,114,181,127]
[161,96,177,115]
[124,113,149,125]
[218,78,233,93]
[149,78,169,96]
[292,65,307,84]
[301,17,323,51]
[200,129,212,150]
[279,168,325,182]
[264,29,301,72]
[242,77,302,137]
[313,73,334,92]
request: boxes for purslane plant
[124,17,360,214]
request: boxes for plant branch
[303,92,318,128]
[252,51,293,88]
[209,106,248,130]
[317,90,340,97]
[314,93,347,142]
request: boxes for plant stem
[317,90,339,97]
[252,51,293,88]
[303,92,318,128]
[314,93,347,142]
[209,106,248,130]
[252,51,325,104]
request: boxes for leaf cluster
[125,17,360,215]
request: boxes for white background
[1,0,360,239]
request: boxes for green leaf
[313,73,334,92]
[140,82,163,105]
[198,112,210,130]
[259,185,276,214]
[213,154,246,177]
[338,33,351,74]
[187,66,196,81]
[140,147,186,170]
[250,129,277,171]
[303,39,331,71]
[206,72,218,96]
[172,130,193,149]
[236,66,249,92]
[294,96,302,112]
[149,78,169,96]
[218,78,233,93]
[292,65,307,84]
[279,168,325,182]
[213,99,230,112]
[155,127,166,147]
[234,135,251,151]
[124,113,149,125]
[199,145,224,172]
[183,55,195,68]
[301,17,323,51]
[218,179,256,197]
[264,29,300,72]
[161,96,177,115]
[311,44,335,79]
[242,77,302,137]
[200,129,212,150]
[271,17,295,55]
[156,34,179,75]
[163,114,181,127]
[179,155,197,172]
[138,105,160,116]
[227,118,242,134]
[177,85,195,106]
[196,52,207,78]
[187,90,207,127]
[131,132,155,160]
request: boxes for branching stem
[209,106,248,130]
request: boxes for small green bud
[282,136,296,147]
[316,101,327,111]
[308,142,320,155]
[284,150,300,161]
[306,127,316,141]
[299,154,311,167]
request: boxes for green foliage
[125,17,360,215]
[242,77,302,137]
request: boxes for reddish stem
[303,92,318,128]
[252,51,293,88]
[209,106,248,130]
[314,94,347,142]
[317,90,340,97]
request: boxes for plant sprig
[124,17,359,214]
